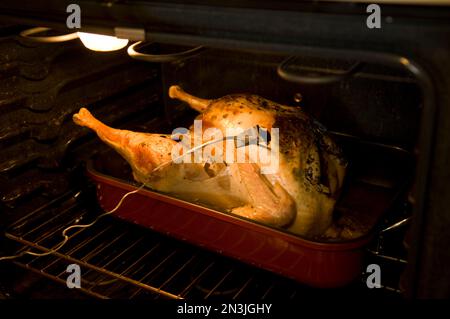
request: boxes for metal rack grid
[3,189,309,299]
[4,186,406,299]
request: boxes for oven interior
[0,24,423,299]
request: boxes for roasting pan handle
[277,56,364,85]
[127,41,205,63]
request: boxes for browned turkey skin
[73,86,347,239]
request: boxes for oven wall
[0,24,163,229]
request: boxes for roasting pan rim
[85,158,375,251]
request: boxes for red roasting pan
[86,134,412,288]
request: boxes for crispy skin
[73,86,347,238]
[170,87,347,236]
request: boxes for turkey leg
[169,85,210,112]
[73,108,177,182]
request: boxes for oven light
[77,32,129,52]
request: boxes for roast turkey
[73,86,348,239]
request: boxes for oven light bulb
[77,32,129,52]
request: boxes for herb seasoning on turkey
[73,86,348,239]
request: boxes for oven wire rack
[3,188,404,299]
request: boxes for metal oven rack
[3,189,305,300]
[3,184,405,300]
